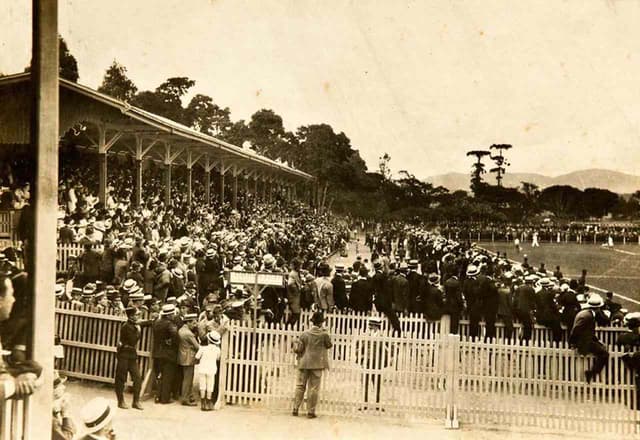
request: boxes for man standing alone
[292,311,332,418]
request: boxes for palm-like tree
[466,150,490,193]
[489,144,512,186]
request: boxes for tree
[97,60,138,101]
[247,109,287,159]
[25,35,79,82]
[466,150,490,195]
[378,153,392,181]
[221,119,252,147]
[131,77,195,125]
[185,94,232,136]
[489,144,512,186]
[538,185,584,218]
[582,188,619,218]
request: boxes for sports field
[480,242,640,310]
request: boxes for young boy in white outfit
[196,330,222,411]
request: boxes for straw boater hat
[466,265,479,277]
[82,284,96,297]
[80,397,113,434]
[122,279,138,293]
[128,287,144,301]
[207,330,221,345]
[171,268,184,279]
[584,293,604,309]
[161,304,176,316]
[368,317,383,329]
[183,313,198,322]
[206,248,216,258]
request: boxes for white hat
[161,304,176,315]
[207,330,221,345]
[585,293,604,309]
[80,397,113,434]
[171,268,184,279]
[466,265,479,277]
[368,317,383,328]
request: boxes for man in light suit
[178,313,200,406]
[292,311,332,418]
[569,294,609,383]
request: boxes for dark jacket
[407,271,423,313]
[331,275,348,310]
[153,317,178,361]
[443,276,464,313]
[117,321,143,360]
[372,271,392,312]
[350,278,373,312]
[569,309,598,354]
[391,273,409,313]
[515,284,537,314]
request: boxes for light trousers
[293,369,323,414]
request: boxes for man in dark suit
[392,263,409,315]
[569,294,609,383]
[331,264,348,311]
[372,262,401,335]
[115,307,150,410]
[406,260,422,314]
[462,265,482,338]
[478,270,499,341]
[153,304,179,403]
[349,268,372,313]
[514,275,537,341]
[443,274,463,334]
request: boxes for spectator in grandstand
[292,311,332,418]
[78,397,116,440]
[569,294,609,383]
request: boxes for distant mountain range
[424,169,640,194]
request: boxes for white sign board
[228,271,285,287]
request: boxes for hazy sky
[2,0,640,179]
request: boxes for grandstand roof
[0,72,313,182]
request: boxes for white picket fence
[222,317,640,436]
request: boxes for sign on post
[227,271,286,329]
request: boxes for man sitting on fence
[569,294,609,384]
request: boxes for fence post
[444,333,459,429]
[219,327,232,408]
[440,314,451,335]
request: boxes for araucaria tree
[489,144,512,186]
[466,149,490,195]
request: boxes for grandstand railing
[0,397,30,440]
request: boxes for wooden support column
[268,178,274,203]
[134,135,158,207]
[163,143,185,207]
[164,162,172,206]
[219,171,225,204]
[185,150,203,208]
[30,0,58,436]
[97,126,123,206]
[254,175,259,204]
[232,166,239,210]
[244,173,250,207]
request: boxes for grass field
[480,241,640,310]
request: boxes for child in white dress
[196,330,221,411]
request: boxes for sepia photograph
[1,0,640,438]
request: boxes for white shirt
[196,344,221,375]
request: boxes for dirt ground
[64,381,581,440]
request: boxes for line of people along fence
[54,303,639,435]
